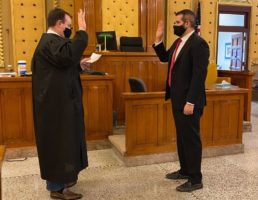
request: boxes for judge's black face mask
[64,27,72,38]
[173,25,186,37]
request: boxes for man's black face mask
[64,27,72,38]
[173,25,186,37]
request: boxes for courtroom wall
[1,0,258,72]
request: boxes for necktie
[168,39,182,87]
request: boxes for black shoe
[176,180,203,192]
[166,170,189,180]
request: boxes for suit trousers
[172,105,203,184]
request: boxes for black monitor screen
[96,31,118,51]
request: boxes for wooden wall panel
[102,0,139,44]
[2,0,13,67]
[200,101,214,146]
[0,76,113,147]
[213,98,242,144]
[250,0,258,71]
[76,0,102,53]
[0,0,4,67]
[200,0,217,62]
[145,0,166,52]
[123,88,246,156]
[161,102,177,145]
[76,0,166,53]
[82,79,113,140]
[10,0,46,72]
[0,85,35,147]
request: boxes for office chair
[129,77,147,92]
[120,37,144,52]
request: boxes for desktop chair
[129,77,147,92]
[120,37,144,52]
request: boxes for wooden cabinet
[0,75,113,147]
[123,88,247,156]
[0,79,34,147]
[81,75,113,140]
[218,70,254,121]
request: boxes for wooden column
[75,0,102,53]
[140,0,166,52]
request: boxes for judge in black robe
[31,8,89,198]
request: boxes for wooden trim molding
[0,0,4,67]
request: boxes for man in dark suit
[153,9,210,192]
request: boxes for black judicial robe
[31,31,88,183]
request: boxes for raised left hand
[78,9,86,31]
[183,103,194,115]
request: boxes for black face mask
[173,25,186,37]
[64,28,72,38]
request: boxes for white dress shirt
[47,29,61,36]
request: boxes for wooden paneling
[0,75,113,147]
[82,76,113,140]
[10,0,46,72]
[74,0,102,53]
[0,80,34,146]
[218,70,254,121]
[145,0,166,52]
[200,101,213,146]
[90,52,167,124]
[0,0,4,67]
[123,87,247,156]
[0,145,5,200]
[161,102,176,145]
[76,0,165,52]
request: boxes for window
[217,5,251,71]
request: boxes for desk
[0,75,113,147]
[122,87,247,156]
[218,70,255,121]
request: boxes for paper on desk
[86,53,102,63]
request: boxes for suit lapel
[174,33,196,66]
[168,38,181,64]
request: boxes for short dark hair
[176,9,196,28]
[47,8,71,28]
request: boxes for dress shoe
[50,189,83,200]
[176,180,203,192]
[165,170,189,180]
[65,181,77,188]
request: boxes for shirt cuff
[154,40,163,46]
[186,102,194,106]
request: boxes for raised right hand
[155,20,164,43]
[78,9,86,31]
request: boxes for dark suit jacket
[153,33,210,109]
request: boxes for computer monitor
[96,31,118,51]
